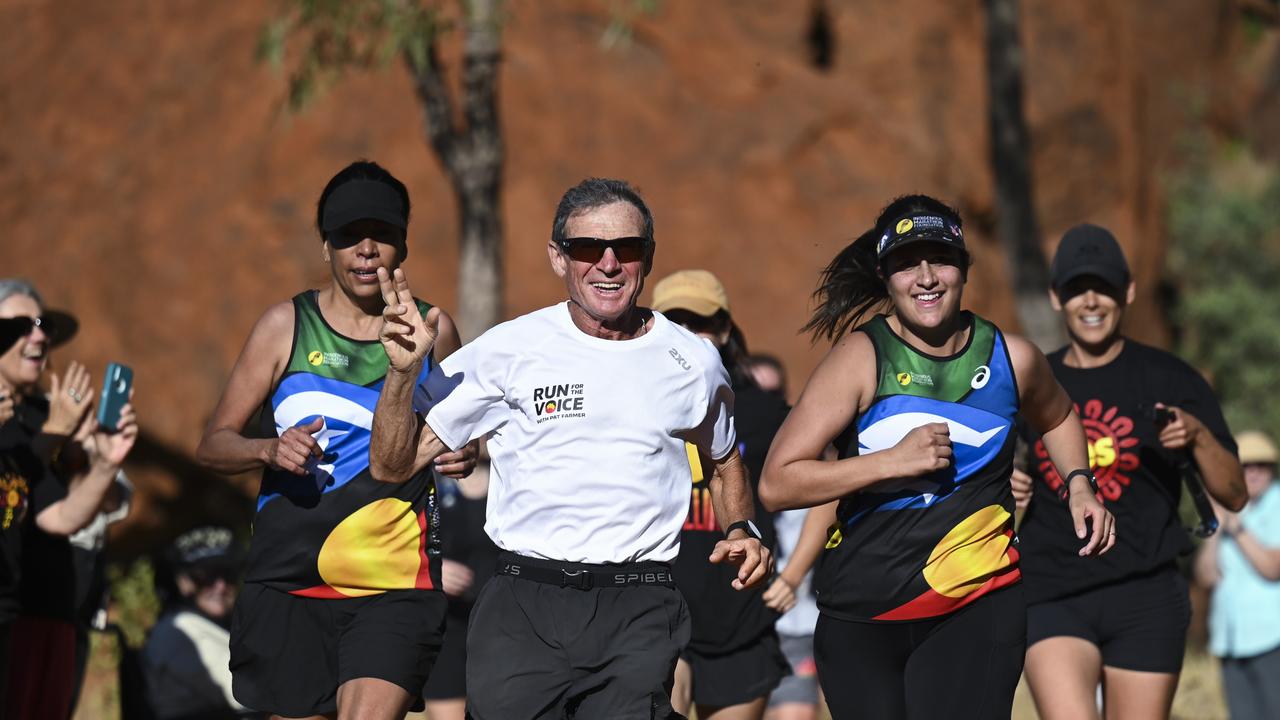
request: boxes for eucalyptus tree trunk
[405,0,504,340]
[985,0,1065,350]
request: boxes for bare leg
[697,695,768,720]
[424,698,466,720]
[764,702,817,720]
[336,677,414,720]
[1101,666,1179,720]
[1025,637,1103,720]
[670,658,693,717]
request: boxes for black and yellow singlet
[816,312,1021,622]
[244,290,441,598]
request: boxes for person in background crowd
[652,269,792,720]
[747,354,788,400]
[421,452,499,720]
[0,278,139,720]
[762,503,833,720]
[1194,430,1280,720]
[369,178,772,720]
[145,526,259,720]
[196,161,474,719]
[1013,224,1246,720]
[761,196,1113,720]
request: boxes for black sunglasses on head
[556,236,652,264]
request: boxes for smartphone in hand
[96,363,133,432]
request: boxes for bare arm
[759,333,951,511]
[369,268,448,483]
[706,448,774,590]
[780,500,837,587]
[1220,511,1280,581]
[1193,531,1221,587]
[196,302,313,475]
[38,404,138,536]
[424,309,478,479]
[1157,405,1246,512]
[1008,333,1115,556]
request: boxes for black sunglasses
[556,236,652,264]
[0,316,52,337]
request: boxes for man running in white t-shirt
[368,178,772,720]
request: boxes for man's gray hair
[550,178,655,245]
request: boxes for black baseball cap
[875,212,967,261]
[1051,224,1130,291]
[168,526,240,570]
[320,179,408,234]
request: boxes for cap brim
[42,309,79,348]
[879,234,968,260]
[321,208,408,234]
[653,295,725,317]
[1052,265,1128,291]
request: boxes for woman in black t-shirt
[651,269,792,720]
[1015,224,1247,720]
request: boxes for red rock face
[0,0,1271,550]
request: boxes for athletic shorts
[815,585,1026,720]
[229,582,447,717]
[680,630,790,707]
[768,632,818,708]
[1026,564,1190,674]
[466,572,690,720]
[422,603,471,700]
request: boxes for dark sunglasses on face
[556,236,652,264]
[663,309,723,335]
[0,316,50,338]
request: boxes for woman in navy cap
[760,195,1114,719]
[1014,224,1246,720]
[197,161,475,719]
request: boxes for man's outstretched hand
[378,267,439,373]
[709,534,774,591]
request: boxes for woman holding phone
[759,195,1114,720]
[0,278,138,719]
[197,161,474,719]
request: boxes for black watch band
[1058,469,1099,501]
[725,520,762,540]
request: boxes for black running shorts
[680,630,790,708]
[229,582,447,717]
[1026,564,1191,674]
[466,573,691,720]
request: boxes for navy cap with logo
[876,212,967,261]
[320,179,409,235]
[1050,224,1130,291]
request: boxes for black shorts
[229,582,447,717]
[681,630,790,707]
[815,585,1026,720]
[422,603,471,700]
[466,571,690,720]
[1026,564,1190,673]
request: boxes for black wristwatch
[1058,469,1099,501]
[725,520,763,540]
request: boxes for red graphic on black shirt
[1034,399,1140,502]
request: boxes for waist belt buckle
[560,569,593,590]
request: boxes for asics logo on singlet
[971,365,991,390]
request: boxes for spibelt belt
[496,551,675,590]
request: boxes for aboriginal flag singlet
[814,312,1020,622]
[244,290,441,598]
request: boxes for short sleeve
[1171,364,1236,455]
[684,347,737,460]
[424,332,513,452]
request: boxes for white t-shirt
[425,302,735,564]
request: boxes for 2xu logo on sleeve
[534,383,586,422]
